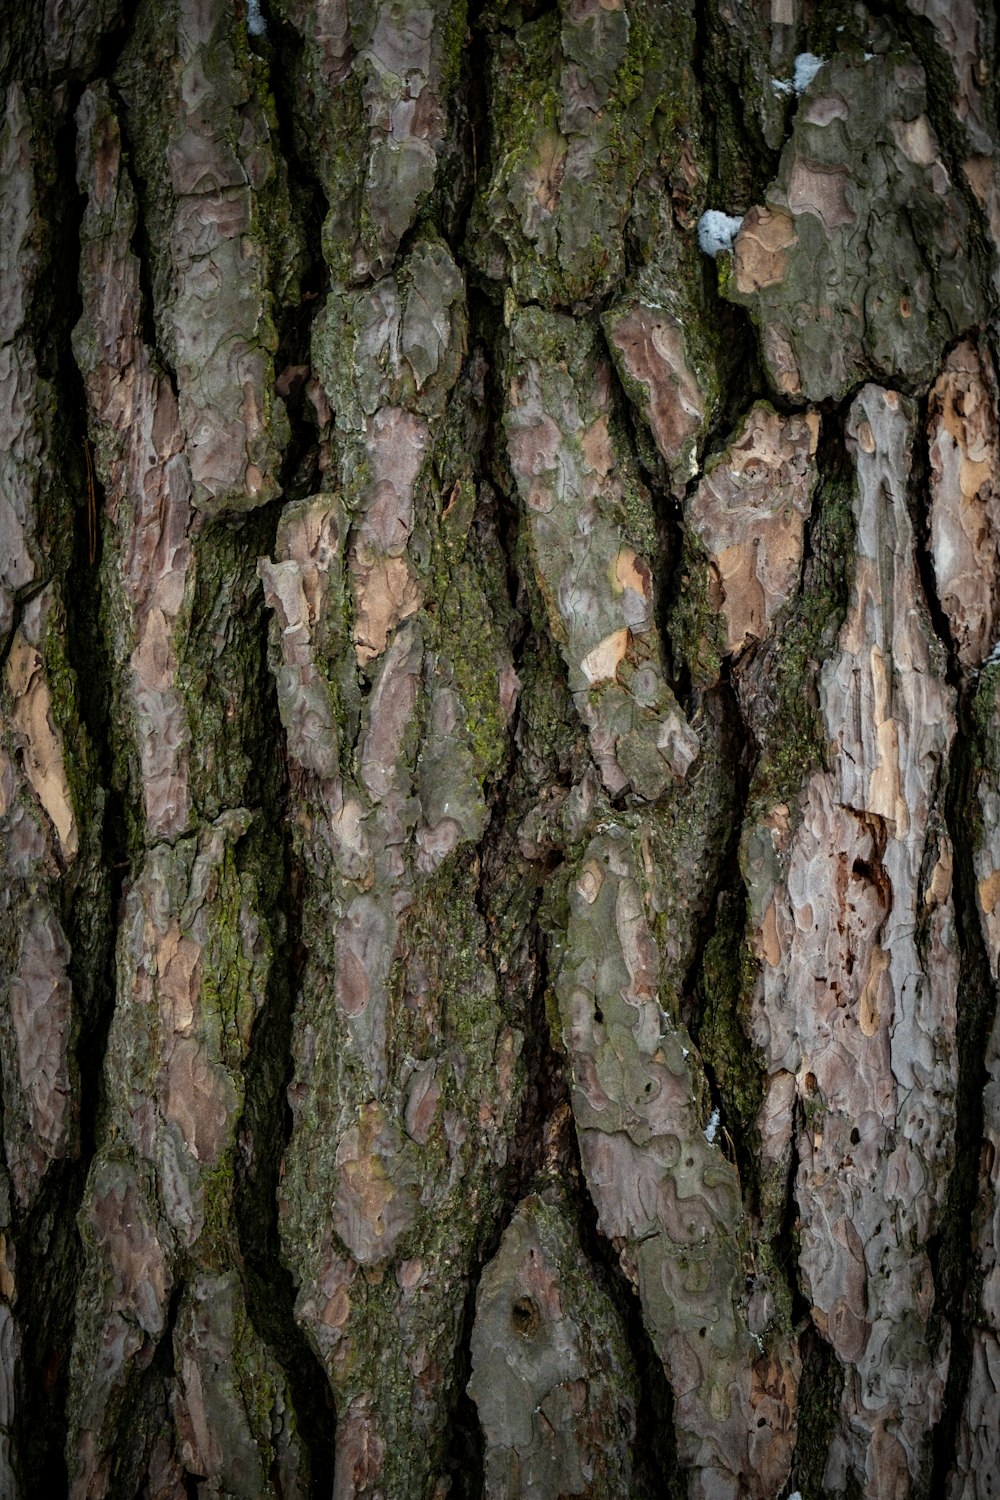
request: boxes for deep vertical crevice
[866,0,999,327]
[695,0,783,211]
[689,862,760,1191]
[14,1166,85,1496]
[567,1118,682,1498]
[232,508,337,1497]
[448,0,491,254]
[436,848,554,1494]
[233,835,338,1497]
[435,309,551,1494]
[106,89,180,397]
[105,1279,183,1500]
[733,407,856,817]
[789,1325,850,1500]
[264,5,330,242]
[51,89,130,1171]
[598,347,692,704]
[905,372,994,1485]
[7,0,998,1492]
[265,6,331,504]
[927,679,997,1489]
[8,79,129,1495]
[439,1273,488,1500]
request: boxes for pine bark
[1,0,999,1496]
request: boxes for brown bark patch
[733,206,798,293]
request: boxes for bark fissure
[928,692,998,1486]
[234,828,338,1496]
[3,81,127,1498]
[4,0,1000,1492]
[564,1072,683,1497]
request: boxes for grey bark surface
[1,0,999,1497]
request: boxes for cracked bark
[2,0,1000,1496]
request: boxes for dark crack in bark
[927,689,998,1487]
[7,81,123,1498]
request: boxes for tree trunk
[2,0,999,1495]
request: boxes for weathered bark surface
[2,0,1000,1497]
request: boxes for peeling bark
[2,0,1000,1495]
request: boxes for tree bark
[1,0,999,1496]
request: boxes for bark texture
[1,0,1000,1496]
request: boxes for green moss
[803,6,866,59]
[439,577,509,782]
[196,1157,241,1272]
[611,0,662,114]
[667,531,728,689]
[605,403,660,564]
[972,662,1000,778]
[745,462,856,826]
[211,832,268,1057]
[33,381,76,581]
[113,0,178,328]
[463,11,561,290]
[794,1340,853,1500]
[438,0,470,94]
[230,1298,292,1473]
[516,616,587,790]
[296,844,525,1497]
[467,0,685,306]
[696,890,762,1140]
[241,49,304,309]
[308,54,366,282]
[601,0,695,192]
[393,854,496,1052]
[175,515,276,822]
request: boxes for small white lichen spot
[792,53,825,92]
[697,211,744,257]
[771,76,794,95]
[247,0,267,35]
[704,1108,720,1144]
